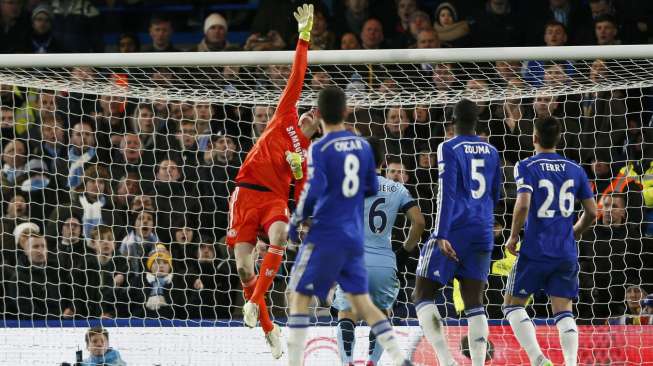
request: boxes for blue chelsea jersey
[514,152,593,259]
[432,135,502,248]
[293,130,378,247]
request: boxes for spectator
[119,210,158,277]
[18,158,53,222]
[360,18,386,49]
[72,225,128,318]
[310,7,336,50]
[488,98,532,165]
[334,0,371,35]
[594,14,620,45]
[612,285,649,324]
[523,21,574,87]
[24,3,62,54]
[50,0,103,52]
[129,104,158,151]
[579,193,645,319]
[96,94,128,147]
[30,113,66,174]
[260,64,291,92]
[531,0,592,45]
[110,133,156,192]
[1,138,28,189]
[130,244,193,319]
[394,0,417,34]
[588,0,648,44]
[190,238,232,319]
[54,216,84,270]
[414,146,437,200]
[531,94,581,162]
[495,60,526,89]
[6,234,74,318]
[198,132,240,233]
[194,13,232,52]
[167,225,196,271]
[382,107,416,160]
[0,105,14,148]
[340,32,361,49]
[82,327,126,366]
[250,105,275,142]
[433,2,471,48]
[143,14,178,52]
[0,197,33,265]
[416,28,440,49]
[153,159,199,243]
[391,10,430,48]
[432,62,459,93]
[117,32,139,53]
[0,0,30,53]
[580,59,627,163]
[111,171,140,214]
[170,119,201,170]
[472,0,521,47]
[243,30,286,51]
[62,121,99,190]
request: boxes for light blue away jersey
[432,135,502,249]
[293,130,378,247]
[514,152,593,260]
[364,176,417,269]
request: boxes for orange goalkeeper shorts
[226,183,289,248]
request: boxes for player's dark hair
[318,86,346,125]
[534,116,561,149]
[452,98,478,134]
[366,137,384,169]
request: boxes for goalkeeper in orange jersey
[225,3,319,359]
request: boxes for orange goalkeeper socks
[258,298,274,333]
[241,276,257,301]
[250,244,285,304]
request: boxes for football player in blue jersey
[413,99,502,366]
[503,116,597,366]
[333,138,426,366]
[285,86,413,366]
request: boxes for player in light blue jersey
[285,86,413,366]
[413,99,502,366]
[333,139,426,366]
[503,116,597,366]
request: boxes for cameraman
[81,327,126,366]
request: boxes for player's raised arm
[433,142,458,240]
[272,4,313,122]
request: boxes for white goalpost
[0,45,652,365]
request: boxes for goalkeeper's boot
[265,323,284,359]
[535,355,553,366]
[242,301,259,328]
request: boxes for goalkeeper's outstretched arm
[271,4,313,122]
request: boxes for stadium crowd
[0,0,653,325]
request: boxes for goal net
[0,46,652,365]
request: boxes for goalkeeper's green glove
[294,3,314,42]
[286,151,303,180]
